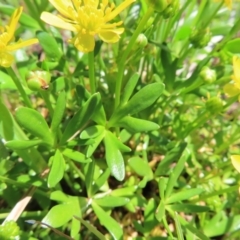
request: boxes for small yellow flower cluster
[224,57,240,175]
[0,7,38,67]
[40,0,135,53]
[223,56,240,101]
[0,1,135,67]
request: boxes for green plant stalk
[23,0,46,30]
[0,211,47,220]
[114,7,154,110]
[192,0,208,26]
[40,90,54,117]
[88,51,96,94]
[202,1,223,29]
[162,216,174,238]
[6,67,32,108]
[67,159,85,181]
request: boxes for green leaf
[51,91,66,139]
[224,38,240,54]
[103,130,131,181]
[48,149,65,188]
[121,73,140,105]
[92,169,111,195]
[5,139,43,150]
[50,190,68,202]
[15,107,53,145]
[0,70,17,90]
[42,195,81,228]
[74,216,106,240]
[167,204,210,213]
[110,82,165,126]
[92,201,123,240]
[42,204,73,228]
[166,188,204,204]
[155,200,165,222]
[86,131,105,158]
[128,156,153,179]
[37,31,62,60]
[62,148,90,163]
[94,196,129,207]
[161,42,177,91]
[178,215,210,240]
[155,142,187,176]
[165,150,190,198]
[143,198,158,233]
[111,186,138,197]
[114,116,159,133]
[60,93,101,144]
[76,85,106,125]
[174,212,184,240]
[80,125,105,139]
[0,4,40,29]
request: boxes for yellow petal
[48,0,74,19]
[6,38,39,51]
[99,28,124,43]
[233,55,240,86]
[6,7,22,43]
[231,155,240,173]
[70,33,95,53]
[223,83,240,97]
[0,52,14,68]
[40,12,76,32]
[104,0,135,22]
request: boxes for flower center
[75,5,104,35]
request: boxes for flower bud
[162,0,179,19]
[135,33,148,48]
[26,70,51,91]
[144,17,154,30]
[200,66,217,83]
[205,97,224,115]
[145,0,169,13]
[190,28,211,48]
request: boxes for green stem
[0,210,47,220]
[88,51,96,94]
[6,67,32,108]
[114,7,154,110]
[40,90,54,117]
[68,159,85,181]
[201,1,223,28]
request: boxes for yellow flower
[223,56,240,101]
[0,7,39,68]
[215,0,240,9]
[231,155,240,173]
[40,0,135,53]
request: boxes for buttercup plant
[1,1,240,239]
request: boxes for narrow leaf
[37,31,62,60]
[94,196,129,207]
[166,188,204,204]
[51,91,66,138]
[110,82,165,126]
[15,107,53,145]
[48,150,65,187]
[103,131,126,181]
[121,73,140,105]
[5,139,43,150]
[92,201,123,240]
[62,148,90,163]
[60,93,101,144]
[115,116,159,133]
